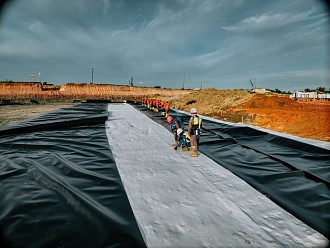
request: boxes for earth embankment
[0,82,191,101]
[1,83,329,142]
[167,88,330,142]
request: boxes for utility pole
[200,81,203,89]
[129,77,133,86]
[91,67,95,83]
[182,72,186,89]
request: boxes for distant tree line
[303,86,329,93]
[266,89,292,94]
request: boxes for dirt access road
[0,103,74,127]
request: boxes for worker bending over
[174,128,191,151]
[166,115,185,148]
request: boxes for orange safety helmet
[166,115,173,123]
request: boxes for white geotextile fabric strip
[105,103,328,248]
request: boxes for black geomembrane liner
[133,103,330,238]
[0,103,146,248]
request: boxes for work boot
[190,152,198,157]
[172,140,179,148]
[182,146,189,151]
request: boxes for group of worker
[141,98,170,116]
[141,97,202,157]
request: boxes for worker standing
[188,108,202,157]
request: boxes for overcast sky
[0,0,329,91]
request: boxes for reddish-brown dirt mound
[168,89,330,142]
[238,95,330,141]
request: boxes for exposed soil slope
[168,89,330,142]
[0,82,191,101]
[1,84,329,142]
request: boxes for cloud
[223,9,313,33]
[0,0,328,90]
[143,3,181,29]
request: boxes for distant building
[289,91,330,100]
[318,93,330,100]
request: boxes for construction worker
[167,115,184,148]
[174,128,191,151]
[188,108,202,157]
[164,101,170,117]
[159,100,166,116]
